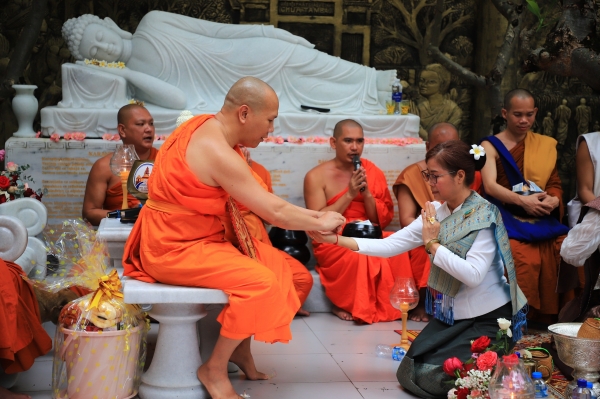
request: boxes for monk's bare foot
[197,364,240,399]
[296,307,310,317]
[0,387,31,399]
[229,340,269,381]
[332,305,353,321]
[408,301,429,322]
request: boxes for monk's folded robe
[237,161,313,305]
[313,158,410,323]
[482,132,568,314]
[123,115,300,343]
[0,259,52,374]
[392,164,482,290]
[103,147,159,211]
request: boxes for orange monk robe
[392,165,483,289]
[103,147,159,210]
[123,115,300,343]
[237,161,313,305]
[313,159,411,324]
[492,135,565,314]
[0,259,52,374]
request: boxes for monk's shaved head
[333,119,363,138]
[224,76,277,112]
[427,122,459,150]
[503,88,535,111]
[117,104,148,125]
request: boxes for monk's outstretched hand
[316,211,346,233]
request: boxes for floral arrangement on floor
[444,318,517,399]
[0,161,46,203]
[84,58,126,69]
[263,136,423,146]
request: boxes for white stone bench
[123,278,229,399]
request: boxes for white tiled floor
[17,313,427,398]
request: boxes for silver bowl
[549,323,600,398]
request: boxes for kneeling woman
[310,140,527,398]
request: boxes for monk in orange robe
[82,104,158,226]
[304,119,411,324]
[123,77,345,399]
[393,122,482,321]
[238,148,313,314]
[481,89,567,321]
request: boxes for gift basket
[42,220,148,399]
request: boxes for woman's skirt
[396,302,513,398]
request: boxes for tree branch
[490,13,523,84]
[440,12,472,42]
[0,0,48,101]
[430,0,445,47]
[428,45,487,87]
[490,0,516,21]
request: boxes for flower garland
[47,132,86,143]
[0,162,46,204]
[84,59,125,69]
[263,136,423,146]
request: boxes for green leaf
[496,330,502,341]
[526,0,542,19]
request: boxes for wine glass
[389,277,419,350]
[109,144,139,210]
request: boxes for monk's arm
[480,141,551,216]
[396,184,418,228]
[303,169,353,214]
[82,158,111,226]
[576,140,596,204]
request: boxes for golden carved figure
[554,99,571,145]
[409,64,463,141]
[575,98,591,136]
[542,112,554,137]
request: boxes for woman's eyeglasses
[421,170,456,184]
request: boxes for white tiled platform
[16,313,426,398]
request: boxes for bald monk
[82,104,158,226]
[238,146,313,316]
[0,258,84,399]
[123,77,345,399]
[392,122,482,322]
[480,89,569,321]
[304,119,410,323]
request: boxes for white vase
[12,84,38,138]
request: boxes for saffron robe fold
[123,115,300,343]
[392,163,482,289]
[313,159,410,323]
[0,259,52,374]
[103,147,159,210]
[238,161,313,305]
[488,133,565,314]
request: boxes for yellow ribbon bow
[86,269,124,311]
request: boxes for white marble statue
[62,11,396,113]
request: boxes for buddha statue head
[418,64,451,98]
[63,15,132,62]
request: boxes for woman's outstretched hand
[421,201,440,246]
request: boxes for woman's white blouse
[353,201,511,320]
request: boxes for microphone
[352,155,366,192]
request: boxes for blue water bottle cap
[578,379,588,387]
[532,371,542,379]
[587,381,593,388]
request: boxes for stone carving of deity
[574,98,591,136]
[542,112,554,137]
[409,64,463,141]
[61,11,397,114]
[554,99,571,146]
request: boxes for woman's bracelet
[425,238,440,254]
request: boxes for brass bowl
[548,323,600,397]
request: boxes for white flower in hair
[470,144,485,160]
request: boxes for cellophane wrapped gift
[41,220,148,399]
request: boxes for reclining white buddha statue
[40,11,419,138]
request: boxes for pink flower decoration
[275,136,284,144]
[6,162,18,172]
[63,133,73,140]
[0,149,5,162]
[102,133,113,141]
[72,132,86,141]
[50,133,60,143]
[36,131,42,138]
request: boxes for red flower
[502,353,519,365]
[0,195,5,204]
[0,176,10,191]
[443,357,464,376]
[476,350,498,371]
[23,188,34,197]
[471,336,491,353]
[456,387,470,399]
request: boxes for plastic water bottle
[587,382,598,399]
[375,344,406,361]
[573,379,592,399]
[392,80,402,114]
[532,371,548,398]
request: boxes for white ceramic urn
[12,84,38,138]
